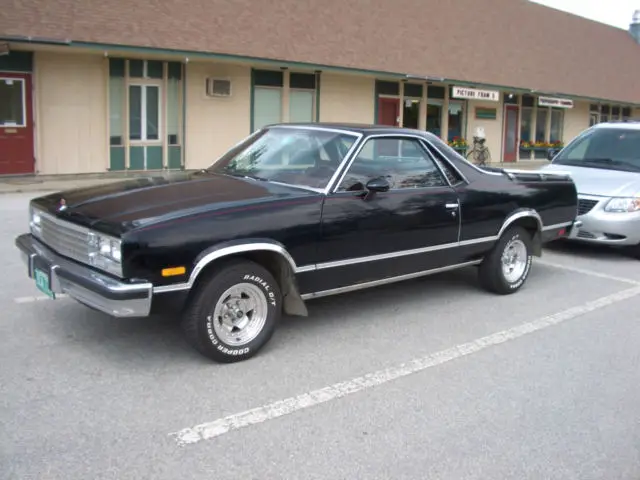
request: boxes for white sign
[538,96,574,108]
[452,86,500,102]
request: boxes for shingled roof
[2,0,640,104]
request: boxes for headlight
[604,197,640,213]
[29,207,43,236]
[88,232,122,275]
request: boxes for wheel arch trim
[153,239,302,294]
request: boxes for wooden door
[377,97,399,126]
[0,73,34,174]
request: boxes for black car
[15,123,579,363]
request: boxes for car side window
[338,137,448,191]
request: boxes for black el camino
[15,123,579,363]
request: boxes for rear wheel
[478,226,533,294]
[181,260,281,363]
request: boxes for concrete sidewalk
[0,161,550,195]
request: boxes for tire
[181,259,282,363]
[478,226,533,295]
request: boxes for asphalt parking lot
[2,192,640,480]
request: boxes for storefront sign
[452,86,500,102]
[538,96,574,108]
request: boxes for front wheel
[478,226,533,294]
[181,260,282,363]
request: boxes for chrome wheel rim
[501,238,528,283]
[211,283,268,346]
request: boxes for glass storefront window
[520,107,532,142]
[426,102,442,138]
[550,109,564,143]
[535,108,547,141]
[289,90,314,122]
[447,101,465,142]
[253,88,282,131]
[167,75,180,145]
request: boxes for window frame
[331,134,452,193]
[128,82,162,144]
[0,77,27,128]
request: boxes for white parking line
[535,259,640,285]
[169,284,640,447]
[14,294,68,304]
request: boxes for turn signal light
[162,266,186,277]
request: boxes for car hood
[31,171,318,236]
[541,163,640,197]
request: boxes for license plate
[34,268,55,299]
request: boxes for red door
[377,97,399,126]
[503,104,519,163]
[0,73,34,174]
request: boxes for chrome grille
[38,211,91,266]
[577,199,598,216]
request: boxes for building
[1,0,640,176]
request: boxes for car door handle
[445,203,459,209]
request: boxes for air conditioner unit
[206,78,232,97]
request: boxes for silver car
[541,122,640,259]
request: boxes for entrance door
[0,73,34,174]
[308,136,461,294]
[503,105,519,163]
[377,97,399,126]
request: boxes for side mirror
[547,148,560,161]
[365,177,390,193]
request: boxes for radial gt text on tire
[181,259,282,363]
[478,226,533,295]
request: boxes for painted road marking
[169,285,640,446]
[14,294,68,304]
[535,259,640,285]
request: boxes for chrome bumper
[15,233,153,318]
[568,209,640,246]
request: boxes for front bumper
[568,197,640,247]
[15,233,153,317]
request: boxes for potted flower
[448,136,468,152]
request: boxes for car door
[308,135,461,294]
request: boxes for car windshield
[206,127,359,189]
[553,127,640,173]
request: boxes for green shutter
[168,146,182,169]
[146,146,163,169]
[109,146,126,171]
[129,146,145,170]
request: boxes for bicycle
[465,136,491,166]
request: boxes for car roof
[266,122,435,137]
[591,121,640,131]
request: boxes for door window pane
[253,87,282,131]
[339,138,447,191]
[550,109,564,143]
[289,90,314,123]
[146,85,159,141]
[426,103,442,137]
[535,108,548,141]
[520,107,532,142]
[129,85,142,140]
[0,78,25,126]
[447,101,465,141]
[109,77,124,145]
[167,77,180,145]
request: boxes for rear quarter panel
[457,172,578,242]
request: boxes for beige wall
[562,101,589,143]
[465,98,505,163]
[184,62,251,170]
[34,52,107,174]
[319,74,375,123]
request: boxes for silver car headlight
[604,196,640,213]
[88,232,122,275]
[29,206,43,237]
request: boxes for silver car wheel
[501,238,528,283]
[211,282,269,346]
